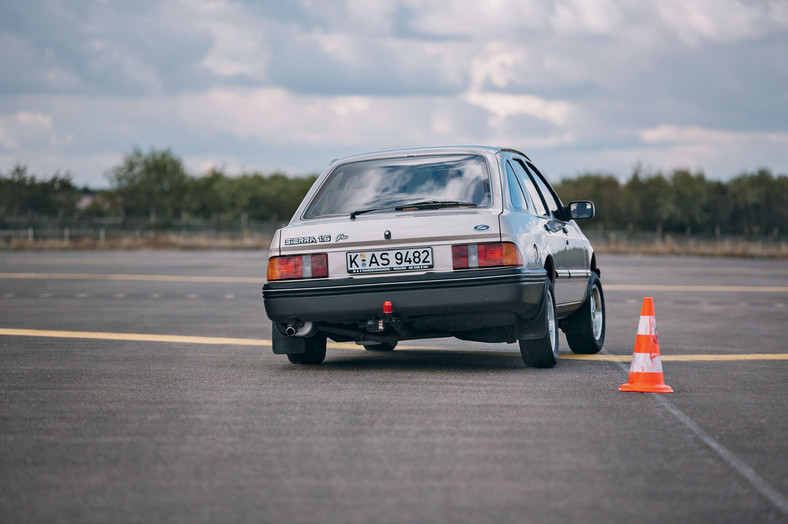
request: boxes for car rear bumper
[263,267,548,325]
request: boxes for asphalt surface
[1,251,787,523]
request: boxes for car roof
[330,146,531,165]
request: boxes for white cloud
[404,0,548,38]
[343,0,397,35]
[653,0,788,46]
[640,125,788,146]
[311,33,365,65]
[464,92,573,128]
[469,41,530,91]
[188,0,270,80]
[15,111,52,130]
[0,121,16,149]
[550,0,625,35]
[2,0,787,185]
[175,86,579,167]
[0,111,58,149]
[200,22,268,79]
[178,88,434,146]
[623,125,788,177]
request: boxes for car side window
[505,161,528,212]
[511,159,548,216]
[525,162,564,219]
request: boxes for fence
[0,216,282,249]
[584,228,787,258]
[1,217,786,257]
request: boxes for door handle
[544,221,567,234]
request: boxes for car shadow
[314,348,537,372]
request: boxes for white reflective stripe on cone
[637,315,656,336]
[629,352,664,373]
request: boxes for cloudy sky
[1,0,787,187]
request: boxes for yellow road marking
[605,284,788,293]
[1,328,787,362]
[3,257,266,268]
[604,266,788,276]
[561,353,788,362]
[1,272,787,293]
[0,272,262,284]
[0,328,271,346]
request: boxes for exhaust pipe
[285,320,316,337]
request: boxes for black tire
[564,273,605,354]
[519,280,559,368]
[286,335,327,364]
[363,342,397,351]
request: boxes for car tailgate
[278,210,501,276]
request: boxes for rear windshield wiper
[394,200,478,211]
[351,200,477,219]
[350,207,388,219]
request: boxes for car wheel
[564,273,605,354]
[519,280,559,368]
[363,342,397,351]
[286,335,327,364]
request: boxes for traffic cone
[619,297,674,393]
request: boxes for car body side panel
[269,228,282,257]
[498,152,575,306]
[565,221,592,300]
[541,222,573,305]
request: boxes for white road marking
[0,272,261,284]
[605,284,788,293]
[607,354,788,515]
[2,273,787,293]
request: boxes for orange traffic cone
[619,297,674,393]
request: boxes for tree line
[552,166,786,237]
[1,147,786,237]
[0,148,316,225]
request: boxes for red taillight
[267,253,328,281]
[452,242,523,270]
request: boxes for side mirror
[568,201,595,220]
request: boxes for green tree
[667,169,708,234]
[0,164,79,217]
[554,174,623,230]
[621,171,674,232]
[106,147,190,221]
[187,168,233,220]
[728,169,786,237]
[703,180,731,235]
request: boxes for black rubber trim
[265,267,544,295]
[263,267,548,324]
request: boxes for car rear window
[303,155,492,219]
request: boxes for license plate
[346,247,433,274]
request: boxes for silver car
[263,146,605,367]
